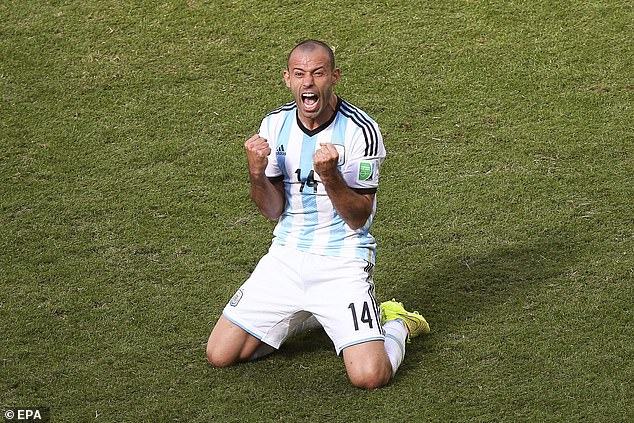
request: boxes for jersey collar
[296,96,342,137]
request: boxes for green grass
[1,0,632,421]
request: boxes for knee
[206,343,236,368]
[347,361,392,390]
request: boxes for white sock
[249,343,276,361]
[383,319,408,375]
[249,315,322,361]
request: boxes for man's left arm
[313,143,374,230]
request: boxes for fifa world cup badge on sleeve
[358,160,374,181]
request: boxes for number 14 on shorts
[348,301,375,330]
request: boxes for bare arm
[244,134,285,220]
[313,143,374,230]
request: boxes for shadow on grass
[401,233,575,329]
[278,329,333,357]
[385,230,579,380]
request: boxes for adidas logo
[276,145,286,156]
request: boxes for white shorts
[222,244,384,355]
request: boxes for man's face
[284,47,341,125]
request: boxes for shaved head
[287,39,335,70]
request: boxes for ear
[332,67,341,85]
[283,69,291,88]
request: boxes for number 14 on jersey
[294,168,319,193]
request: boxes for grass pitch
[1,1,632,422]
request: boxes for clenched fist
[244,134,271,175]
[313,143,339,179]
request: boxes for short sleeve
[340,125,386,190]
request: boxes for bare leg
[206,316,264,367]
[342,340,393,389]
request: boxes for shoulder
[338,99,380,128]
[265,101,297,119]
[338,98,383,156]
[260,101,296,140]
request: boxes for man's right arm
[244,134,285,220]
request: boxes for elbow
[252,197,284,220]
[259,206,283,221]
[348,222,364,231]
[263,211,282,221]
[344,211,371,231]
[347,216,369,231]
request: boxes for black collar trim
[296,97,341,136]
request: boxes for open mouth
[301,92,319,111]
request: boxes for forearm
[244,133,284,220]
[320,171,373,230]
[249,173,285,220]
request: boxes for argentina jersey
[259,97,386,264]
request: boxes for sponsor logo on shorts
[229,289,243,307]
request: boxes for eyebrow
[292,66,326,72]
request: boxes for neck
[298,94,339,130]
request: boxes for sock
[249,343,276,361]
[249,315,322,361]
[383,319,408,375]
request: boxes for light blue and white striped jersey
[259,97,386,264]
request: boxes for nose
[302,73,314,87]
